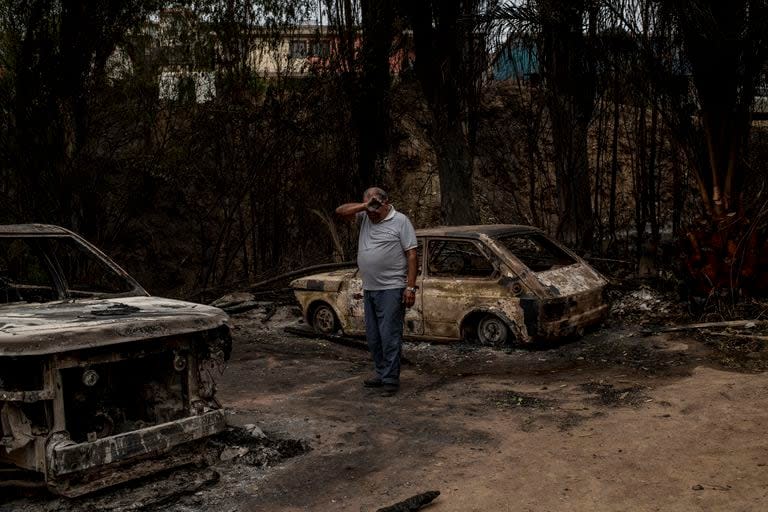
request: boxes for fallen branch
[249,262,354,292]
[700,330,768,342]
[212,288,297,312]
[310,208,346,262]
[284,325,369,352]
[223,301,263,314]
[283,326,412,364]
[661,320,768,332]
[376,491,441,512]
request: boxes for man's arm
[403,248,418,308]
[406,248,417,288]
[335,201,370,222]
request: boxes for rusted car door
[404,241,425,335]
[421,238,506,339]
[344,242,424,336]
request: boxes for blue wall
[492,44,539,81]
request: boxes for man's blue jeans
[363,288,404,385]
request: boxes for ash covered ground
[5,284,768,512]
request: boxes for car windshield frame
[0,233,146,305]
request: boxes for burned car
[0,225,230,496]
[291,225,607,345]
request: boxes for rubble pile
[608,285,684,325]
[212,425,310,468]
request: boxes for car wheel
[477,314,509,346]
[311,303,338,334]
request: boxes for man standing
[336,187,418,395]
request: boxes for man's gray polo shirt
[357,207,418,290]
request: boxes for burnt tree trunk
[327,0,395,191]
[538,0,596,249]
[432,118,478,225]
[405,0,480,225]
[593,96,605,246]
[608,85,620,243]
[356,0,395,186]
[7,0,152,238]
[548,100,594,248]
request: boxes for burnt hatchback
[291,225,607,345]
[0,225,230,496]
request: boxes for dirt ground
[5,291,768,512]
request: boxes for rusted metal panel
[51,337,193,369]
[344,277,367,333]
[535,263,606,296]
[0,297,229,356]
[422,277,526,340]
[48,410,226,476]
[537,304,608,338]
[290,269,356,293]
[1,437,46,472]
[0,403,35,451]
[293,290,347,328]
[48,444,209,498]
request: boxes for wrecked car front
[0,225,231,496]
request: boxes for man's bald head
[363,187,388,203]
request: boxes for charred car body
[0,225,230,496]
[292,225,607,345]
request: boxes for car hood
[290,268,357,293]
[0,296,229,356]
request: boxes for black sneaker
[380,383,399,396]
[363,378,383,388]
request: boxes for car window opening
[496,234,577,272]
[427,240,496,278]
[0,236,137,304]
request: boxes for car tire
[477,314,510,347]
[311,303,339,334]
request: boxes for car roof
[0,224,74,235]
[415,224,542,239]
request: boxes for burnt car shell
[0,225,231,496]
[291,225,607,344]
[484,229,608,339]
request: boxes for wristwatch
[406,286,418,293]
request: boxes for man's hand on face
[403,288,416,308]
[366,196,382,211]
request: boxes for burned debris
[1,425,309,511]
